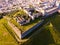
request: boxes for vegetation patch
[0,18,18,45]
[22,13,60,45]
[6,9,42,33]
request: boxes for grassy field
[6,9,41,33]
[22,13,60,45]
[0,19,18,45]
[0,12,60,45]
[0,10,42,45]
[10,18,41,33]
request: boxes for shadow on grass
[21,13,60,45]
[51,14,60,32]
[22,28,55,45]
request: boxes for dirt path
[3,16,28,42]
[8,21,21,39]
